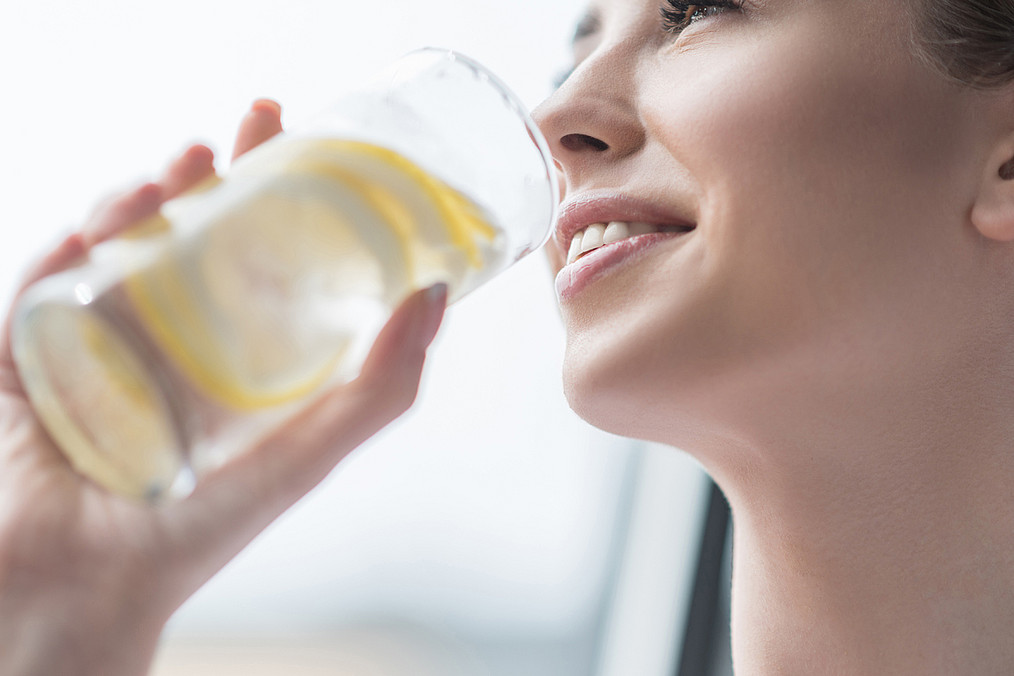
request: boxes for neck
[701,356,1014,675]
[729,463,1014,675]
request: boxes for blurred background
[0,1,727,674]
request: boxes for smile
[567,221,696,265]
[555,227,695,301]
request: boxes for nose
[532,47,646,189]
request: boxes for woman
[539,0,1014,672]
[3,1,1014,674]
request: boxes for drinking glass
[11,48,558,502]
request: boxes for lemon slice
[16,303,182,500]
[124,138,498,411]
[266,139,498,271]
[126,174,399,410]
[197,173,403,393]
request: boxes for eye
[660,0,741,35]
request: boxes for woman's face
[535,0,1003,446]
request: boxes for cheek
[646,12,978,345]
[559,236,747,440]
[562,9,986,437]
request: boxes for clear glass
[10,48,558,503]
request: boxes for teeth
[603,221,629,245]
[581,224,605,253]
[566,220,687,265]
[567,234,582,264]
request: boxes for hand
[0,100,447,676]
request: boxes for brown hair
[915,0,1014,88]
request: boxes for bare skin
[6,2,1014,674]
[0,101,447,676]
[535,0,1014,674]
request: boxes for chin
[560,333,704,446]
[559,312,770,463]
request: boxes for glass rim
[399,47,560,252]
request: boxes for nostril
[1001,157,1014,181]
[560,133,609,152]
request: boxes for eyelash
[554,0,742,88]
[659,0,742,34]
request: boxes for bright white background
[0,2,710,674]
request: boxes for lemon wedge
[127,181,391,409]
[124,138,498,411]
[264,139,497,269]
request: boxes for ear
[971,139,1014,242]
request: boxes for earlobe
[971,145,1014,242]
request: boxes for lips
[566,220,695,264]
[552,194,698,300]
[554,228,693,300]
[553,194,697,265]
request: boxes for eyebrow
[572,9,602,45]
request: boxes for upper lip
[553,193,698,259]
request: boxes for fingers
[231,99,283,161]
[24,97,267,265]
[0,175,164,387]
[81,182,163,248]
[13,98,263,283]
[12,232,89,296]
[1,141,217,394]
[158,143,216,201]
[82,144,216,247]
[358,283,448,391]
[167,284,448,565]
[0,232,89,384]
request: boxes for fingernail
[426,282,448,304]
[418,283,448,346]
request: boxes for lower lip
[555,231,693,301]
